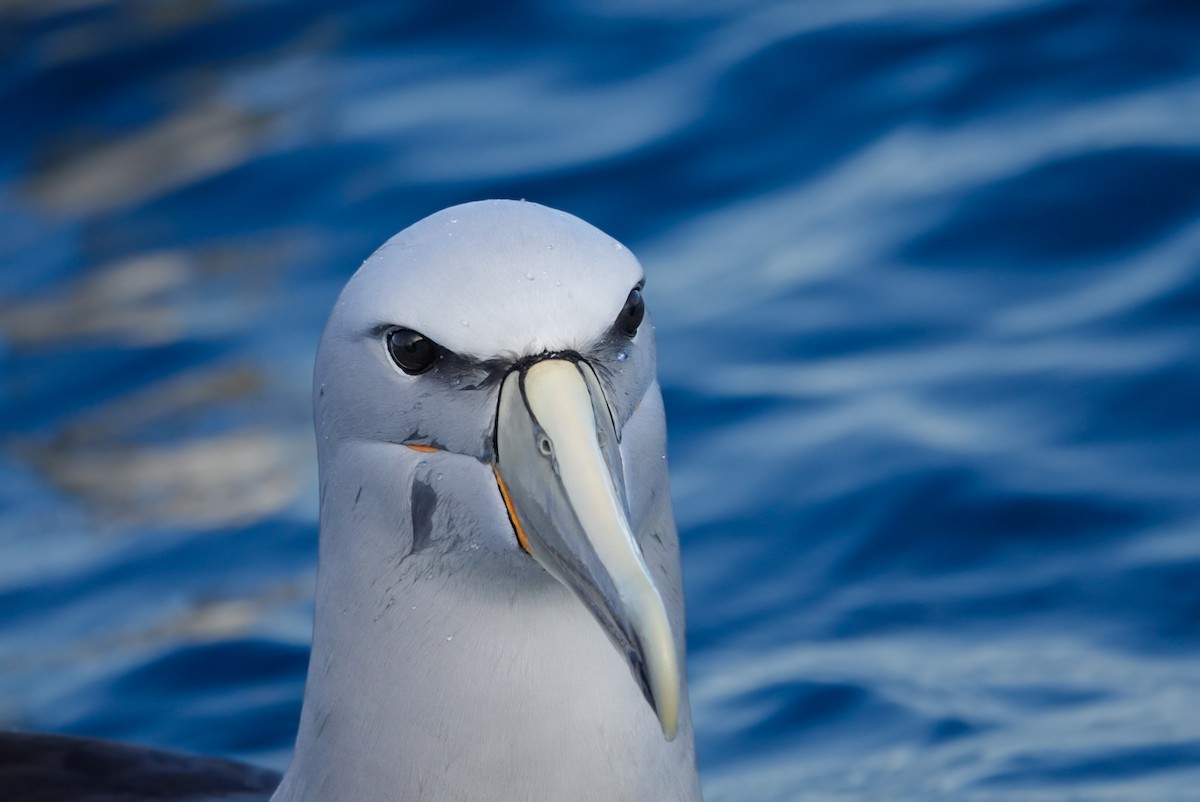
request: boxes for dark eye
[618,285,645,336]
[387,328,439,375]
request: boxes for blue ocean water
[2,0,1199,799]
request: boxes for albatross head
[309,200,687,751]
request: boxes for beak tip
[646,665,681,742]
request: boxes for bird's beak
[494,358,680,741]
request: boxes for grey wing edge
[0,730,281,802]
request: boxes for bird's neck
[272,444,701,802]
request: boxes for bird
[1,199,703,801]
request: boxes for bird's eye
[618,285,645,336]
[387,328,440,375]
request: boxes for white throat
[271,391,700,802]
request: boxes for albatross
[1,200,703,801]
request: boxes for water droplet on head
[450,218,458,223]
[450,376,462,387]
[555,279,562,287]
[613,242,623,250]
[525,272,535,281]
[616,351,628,362]
[435,473,443,481]
[461,320,470,327]
[547,244,554,250]
[446,635,454,641]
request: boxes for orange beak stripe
[492,467,532,554]
[404,443,440,453]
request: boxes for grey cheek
[410,478,439,554]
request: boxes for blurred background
[2,0,1199,799]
